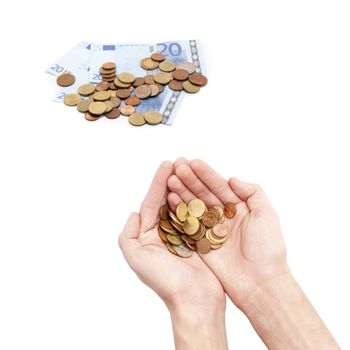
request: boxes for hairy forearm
[240,272,340,350]
[169,302,229,350]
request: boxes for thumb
[118,212,140,257]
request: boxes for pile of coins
[158,199,237,258]
[58,53,208,126]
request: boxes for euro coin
[144,111,163,125]
[64,93,81,106]
[159,61,176,72]
[183,80,200,93]
[128,113,146,126]
[57,73,75,87]
[188,199,206,217]
[88,101,107,115]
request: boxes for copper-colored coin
[63,93,81,106]
[144,75,155,85]
[151,53,165,62]
[212,205,224,220]
[105,108,121,119]
[140,57,159,70]
[120,105,135,116]
[224,202,237,218]
[96,81,109,91]
[76,100,91,113]
[159,61,176,72]
[154,72,172,85]
[100,70,116,77]
[102,76,115,82]
[155,83,164,93]
[56,73,75,87]
[148,84,159,97]
[211,243,222,250]
[181,234,196,245]
[125,96,140,106]
[135,85,151,99]
[190,223,206,241]
[196,238,211,254]
[212,223,228,238]
[202,211,218,228]
[169,80,183,91]
[116,89,131,99]
[173,243,193,258]
[88,101,107,115]
[102,62,116,70]
[206,228,227,244]
[158,227,168,243]
[84,112,100,121]
[93,90,111,101]
[109,82,118,90]
[133,77,145,87]
[110,97,121,108]
[159,204,169,220]
[172,69,189,81]
[183,80,200,93]
[189,73,208,86]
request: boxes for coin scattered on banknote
[158,200,236,258]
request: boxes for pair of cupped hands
[119,158,287,317]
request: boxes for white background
[0,0,349,349]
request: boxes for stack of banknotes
[46,40,205,125]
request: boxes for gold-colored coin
[176,61,196,74]
[93,90,111,101]
[173,243,193,258]
[183,80,200,93]
[153,72,172,85]
[114,77,131,88]
[170,220,185,234]
[158,227,168,243]
[159,204,169,220]
[168,210,183,226]
[104,100,114,113]
[159,61,176,72]
[118,72,136,84]
[176,202,188,222]
[78,84,96,96]
[183,216,200,235]
[64,93,82,106]
[140,57,159,70]
[160,219,177,234]
[190,223,206,240]
[166,234,183,246]
[128,113,146,126]
[76,100,91,113]
[188,199,206,218]
[165,242,178,255]
[206,228,227,244]
[88,102,107,115]
[144,111,163,125]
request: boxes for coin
[118,72,136,84]
[116,89,131,99]
[176,202,188,222]
[148,84,159,96]
[206,228,227,244]
[105,108,121,119]
[133,77,145,87]
[183,80,201,93]
[181,234,196,245]
[76,100,91,113]
[212,205,224,220]
[224,202,237,218]
[169,80,183,91]
[173,243,193,258]
[85,112,100,121]
[188,199,206,218]
[176,61,196,74]
[190,223,206,240]
[141,57,159,70]
[159,204,169,220]
[78,84,96,96]
[120,105,135,116]
[110,97,121,108]
[154,72,172,85]
[196,238,211,254]
[183,216,200,235]
[165,242,178,255]
[135,85,151,99]
[102,62,116,70]
[202,210,218,228]
[114,78,131,88]
[151,53,165,62]
[159,61,176,72]
[158,227,168,243]
[155,83,164,93]
[89,101,107,115]
[105,100,114,113]
[189,73,208,86]
[57,73,75,87]
[96,81,109,91]
[166,234,182,246]
[144,75,155,85]
[172,69,189,81]
[212,223,228,238]
[144,111,163,125]
[93,90,111,101]
[64,93,81,106]
[125,96,140,106]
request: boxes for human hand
[119,161,228,350]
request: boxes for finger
[175,164,222,206]
[140,161,173,232]
[118,212,141,257]
[228,177,271,211]
[167,192,182,213]
[190,159,241,204]
[174,157,189,170]
[167,175,196,203]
